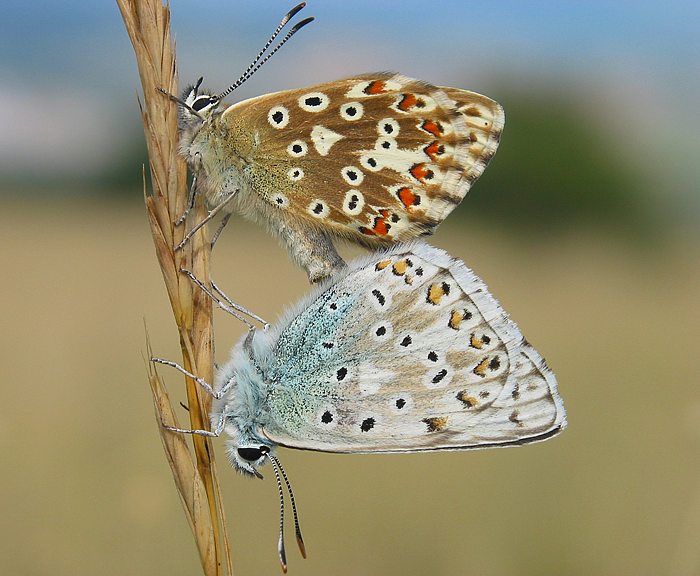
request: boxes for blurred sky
[0,0,698,212]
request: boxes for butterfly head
[177,77,222,140]
[229,443,273,478]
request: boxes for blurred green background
[2,2,699,575]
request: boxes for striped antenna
[217,3,314,100]
[270,454,306,559]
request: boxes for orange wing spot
[423,416,449,432]
[397,187,420,209]
[449,310,465,330]
[426,283,446,305]
[473,357,490,378]
[410,163,434,183]
[469,333,491,349]
[456,391,479,408]
[361,212,392,237]
[398,93,418,111]
[375,259,391,271]
[392,259,409,275]
[424,141,444,161]
[364,80,387,95]
[373,218,390,236]
[421,120,444,137]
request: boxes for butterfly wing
[257,243,565,453]
[222,73,504,243]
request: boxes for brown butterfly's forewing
[185,73,504,281]
[218,73,504,241]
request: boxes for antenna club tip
[297,537,307,559]
[287,3,306,20]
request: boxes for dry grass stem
[116,1,232,574]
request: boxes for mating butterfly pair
[160,3,565,571]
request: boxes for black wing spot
[336,367,347,381]
[321,411,333,424]
[395,398,406,409]
[427,351,438,362]
[400,335,412,347]
[432,369,447,384]
[360,417,375,432]
[371,289,386,306]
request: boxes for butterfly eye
[192,96,217,111]
[237,447,266,461]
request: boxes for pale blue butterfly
[154,241,566,570]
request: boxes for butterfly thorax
[213,340,277,476]
[187,112,260,205]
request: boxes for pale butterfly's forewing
[252,242,565,453]
[221,73,504,242]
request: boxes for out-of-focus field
[1,199,698,576]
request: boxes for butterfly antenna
[270,454,306,559]
[157,87,205,120]
[236,2,305,83]
[217,5,314,100]
[266,453,288,573]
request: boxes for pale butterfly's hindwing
[215,242,565,464]
[180,73,504,281]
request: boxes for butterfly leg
[179,267,269,329]
[161,410,225,438]
[150,357,229,436]
[176,188,239,251]
[210,211,231,248]
[175,168,199,226]
[211,277,270,329]
[151,357,222,397]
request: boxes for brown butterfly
[175,7,504,282]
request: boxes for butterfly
[155,241,565,568]
[210,240,565,467]
[173,4,505,282]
